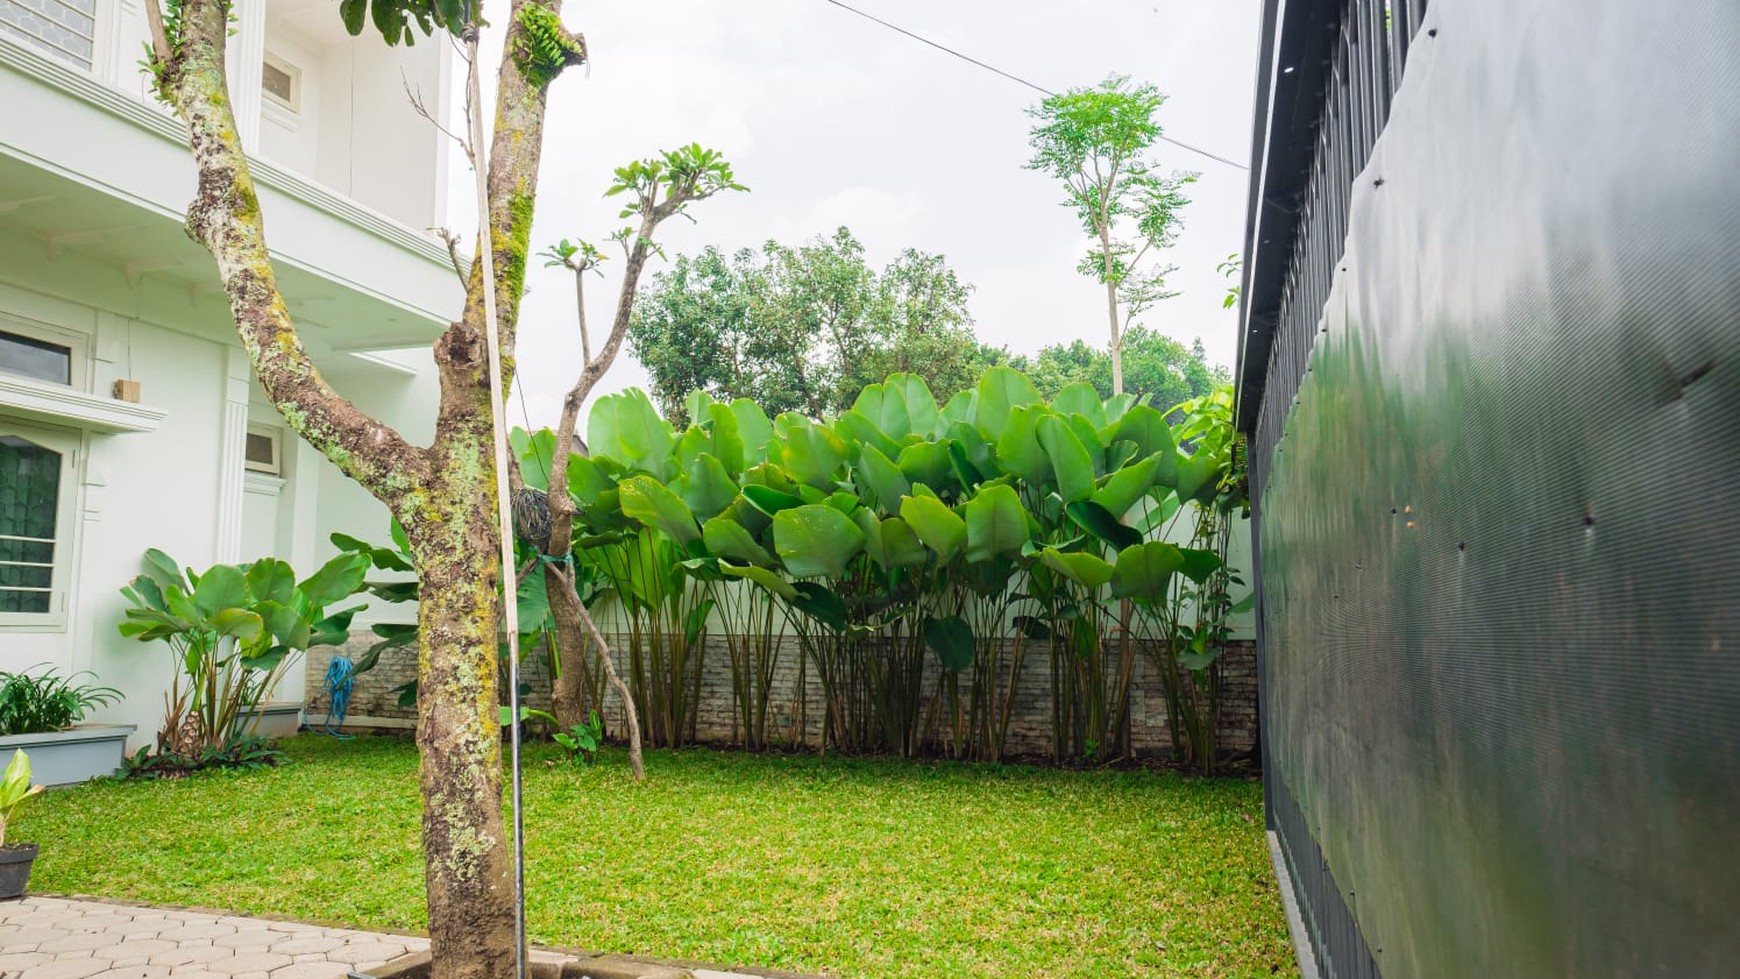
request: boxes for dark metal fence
[1238,0,1740,975]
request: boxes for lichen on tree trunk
[146,0,587,975]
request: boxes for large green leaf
[212,606,265,642]
[703,517,775,567]
[995,405,1052,487]
[855,443,911,513]
[963,484,1029,563]
[1174,449,1220,503]
[834,410,902,461]
[1038,548,1114,590]
[880,516,929,569]
[1115,405,1179,478]
[566,454,616,508]
[1065,500,1142,551]
[1092,452,1163,519]
[255,599,311,649]
[677,453,738,519]
[923,615,974,670]
[587,389,674,480]
[851,383,911,441]
[1177,547,1223,584]
[1037,413,1094,502]
[938,388,976,432]
[975,367,1041,441]
[899,494,966,562]
[887,373,939,439]
[777,415,847,490]
[299,552,371,607]
[729,398,774,465]
[516,565,553,633]
[742,483,802,518]
[1109,541,1184,603]
[309,605,363,648]
[511,427,558,490]
[1051,381,1106,427]
[141,547,187,592]
[191,564,248,617]
[790,581,849,632]
[772,505,866,578]
[720,562,797,599]
[245,558,297,606]
[619,475,700,544]
[896,440,953,491]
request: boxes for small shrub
[0,670,123,737]
[122,735,285,780]
[552,711,604,765]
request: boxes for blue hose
[322,655,355,738]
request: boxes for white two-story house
[0,0,456,746]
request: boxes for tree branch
[164,0,428,503]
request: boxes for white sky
[450,0,1261,427]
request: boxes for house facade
[0,0,455,746]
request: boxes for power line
[814,0,1249,171]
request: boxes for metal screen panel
[1247,0,1740,975]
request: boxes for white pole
[463,25,528,979]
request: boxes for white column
[227,0,267,153]
[214,346,251,563]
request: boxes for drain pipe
[463,22,529,979]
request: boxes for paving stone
[0,950,52,970]
[111,941,177,958]
[214,920,272,933]
[17,958,112,979]
[266,939,341,957]
[149,947,233,968]
[212,934,281,952]
[202,952,292,975]
[167,972,238,979]
[109,956,151,968]
[267,962,352,979]
[38,933,124,954]
[5,915,78,930]
[70,916,137,932]
[5,927,68,946]
[86,967,169,979]
[233,972,270,979]
[156,926,235,943]
[325,944,404,966]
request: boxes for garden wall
[304,633,1257,762]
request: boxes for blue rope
[322,655,355,738]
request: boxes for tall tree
[1025,327,1226,413]
[1026,75,1193,395]
[142,0,583,976]
[536,148,745,759]
[629,227,1003,421]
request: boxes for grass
[22,736,1296,978]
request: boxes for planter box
[0,725,136,786]
[244,702,304,739]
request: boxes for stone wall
[306,633,1257,762]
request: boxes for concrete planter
[0,725,136,786]
[243,702,304,739]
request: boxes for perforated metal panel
[1240,0,1740,976]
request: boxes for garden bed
[19,735,1295,978]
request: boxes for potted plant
[0,749,43,900]
[0,669,131,786]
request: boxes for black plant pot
[0,844,38,900]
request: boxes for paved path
[0,898,764,979]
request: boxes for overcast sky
[451,0,1262,427]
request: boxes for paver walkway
[0,898,764,979]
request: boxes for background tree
[536,147,745,768]
[1026,75,1193,395]
[1023,327,1225,414]
[629,227,1007,421]
[141,0,584,975]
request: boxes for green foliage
[539,364,1247,764]
[117,549,368,759]
[551,712,604,765]
[629,227,1011,423]
[121,734,284,780]
[0,749,43,847]
[336,0,470,48]
[512,1,584,88]
[0,670,123,737]
[1020,329,1226,411]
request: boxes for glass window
[0,433,64,615]
[0,330,72,385]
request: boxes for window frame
[261,52,302,114]
[0,316,89,391]
[0,420,81,631]
[244,424,283,476]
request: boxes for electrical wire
[814,0,1249,171]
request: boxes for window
[244,425,282,476]
[0,329,71,385]
[0,423,77,624]
[262,54,300,112]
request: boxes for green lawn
[22,736,1295,978]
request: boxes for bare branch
[404,75,472,157]
[434,228,469,290]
